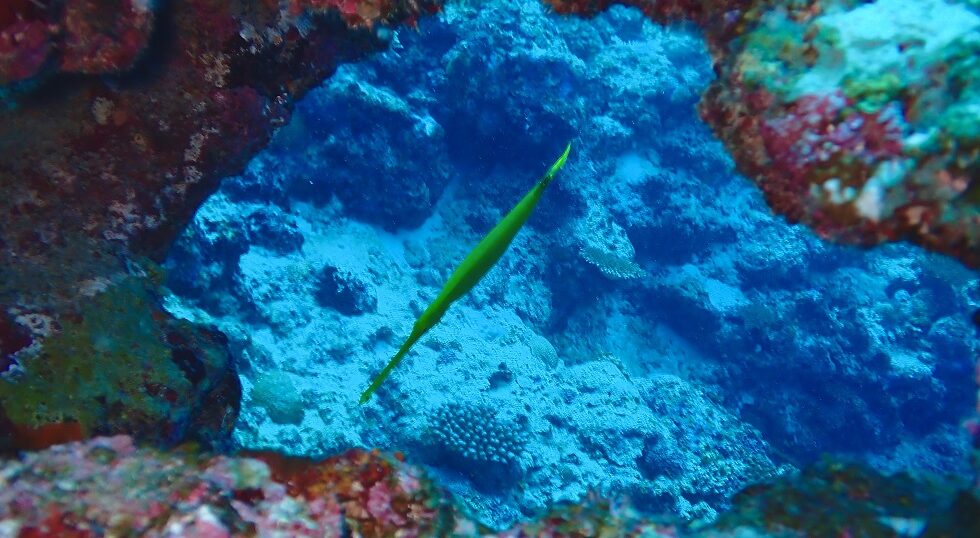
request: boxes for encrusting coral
[0,435,977,537]
[546,0,980,267]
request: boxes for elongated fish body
[359,143,572,404]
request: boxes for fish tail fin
[540,142,572,187]
[359,335,417,404]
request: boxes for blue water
[164,2,978,528]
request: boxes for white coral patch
[855,159,915,220]
[855,183,884,221]
[91,97,114,125]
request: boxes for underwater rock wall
[163,0,978,528]
[3,0,974,453]
[1,435,977,536]
[553,0,980,267]
[0,0,440,450]
[1,0,977,534]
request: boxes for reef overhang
[0,0,977,527]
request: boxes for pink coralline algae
[0,437,474,537]
[698,0,980,267]
[0,436,681,537]
[0,18,50,83]
[2,437,977,537]
[758,94,905,189]
[0,0,154,83]
[294,0,441,26]
[753,92,908,235]
[60,0,154,74]
[548,0,979,268]
[0,437,372,536]
[0,0,53,84]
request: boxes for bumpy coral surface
[0,436,457,537]
[714,459,980,536]
[0,0,154,84]
[2,436,978,537]
[426,402,528,488]
[0,274,241,452]
[714,0,979,266]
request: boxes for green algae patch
[0,269,239,448]
[734,8,813,96]
[842,73,902,114]
[0,277,189,432]
[942,102,980,145]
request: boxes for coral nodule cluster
[428,402,527,480]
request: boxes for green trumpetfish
[359,143,572,404]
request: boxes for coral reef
[314,265,378,315]
[547,0,980,268]
[165,0,978,528]
[1,0,977,534]
[273,71,454,230]
[550,0,980,503]
[714,459,980,536]
[0,0,154,84]
[0,0,441,450]
[699,0,980,267]
[0,273,240,452]
[0,435,457,537]
[1,436,978,537]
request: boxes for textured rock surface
[0,0,440,450]
[548,0,980,268]
[701,0,980,267]
[0,272,240,452]
[1,436,977,537]
[713,458,980,536]
[165,0,977,528]
[548,0,980,509]
[2,0,978,533]
[0,0,155,84]
[0,435,458,537]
